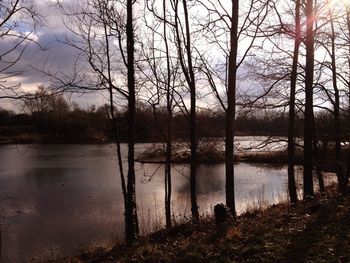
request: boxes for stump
[214,203,233,224]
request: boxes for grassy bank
[62,187,350,263]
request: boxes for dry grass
[60,187,350,263]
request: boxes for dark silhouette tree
[124,0,139,245]
[197,0,272,216]
[54,0,140,245]
[142,0,178,228]
[303,0,315,198]
[225,0,239,216]
[172,0,199,222]
[324,0,343,192]
[287,0,301,204]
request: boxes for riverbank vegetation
[62,186,350,263]
[0,98,303,144]
[0,95,348,145]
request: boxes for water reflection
[0,144,328,262]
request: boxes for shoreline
[63,186,350,263]
[135,150,304,166]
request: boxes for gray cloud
[0,0,104,111]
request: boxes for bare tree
[303,0,315,198]
[124,0,139,245]
[312,0,350,193]
[54,0,139,245]
[196,0,272,216]
[324,0,343,192]
[171,0,199,222]
[142,0,179,229]
[225,0,239,216]
[287,0,301,204]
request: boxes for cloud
[0,0,102,111]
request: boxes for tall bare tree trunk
[173,0,200,222]
[328,5,343,192]
[101,8,130,245]
[163,0,172,229]
[225,0,239,216]
[303,0,315,198]
[125,0,139,245]
[183,0,199,222]
[165,108,172,228]
[288,0,301,204]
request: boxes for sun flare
[323,0,350,18]
[328,0,350,7]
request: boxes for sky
[1,0,235,112]
[2,0,348,112]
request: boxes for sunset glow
[328,0,350,8]
[320,0,350,19]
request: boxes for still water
[0,143,298,262]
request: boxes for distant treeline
[0,97,347,144]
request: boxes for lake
[0,142,326,262]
